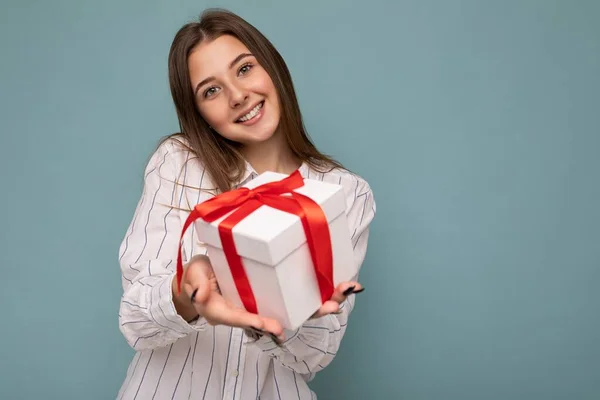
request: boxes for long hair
[163,8,344,193]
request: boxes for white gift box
[194,171,356,330]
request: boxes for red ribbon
[176,170,334,314]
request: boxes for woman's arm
[118,141,207,351]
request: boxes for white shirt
[116,139,376,400]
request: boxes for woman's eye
[239,63,253,75]
[204,87,219,98]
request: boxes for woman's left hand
[310,281,364,319]
[244,281,364,344]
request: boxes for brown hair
[162,8,344,193]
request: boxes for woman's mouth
[236,101,264,125]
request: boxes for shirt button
[231,370,239,377]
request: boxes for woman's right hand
[176,254,285,339]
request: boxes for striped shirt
[116,139,376,400]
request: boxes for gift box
[177,170,356,330]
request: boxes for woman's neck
[241,132,301,175]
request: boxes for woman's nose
[229,84,249,109]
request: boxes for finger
[259,316,284,338]
[202,301,284,338]
[187,253,211,267]
[180,254,210,286]
[244,327,264,341]
[330,281,363,303]
[184,256,211,283]
[183,281,211,305]
[183,260,212,304]
[311,300,340,319]
[202,301,266,331]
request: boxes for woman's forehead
[190,35,251,64]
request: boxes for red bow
[176,170,333,314]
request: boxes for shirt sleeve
[252,176,376,375]
[118,141,207,351]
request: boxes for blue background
[1,0,599,399]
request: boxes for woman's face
[188,34,281,146]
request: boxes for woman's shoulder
[146,135,201,169]
[314,165,376,227]
[148,135,194,163]
[314,165,373,199]
[144,135,214,189]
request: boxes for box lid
[194,171,347,266]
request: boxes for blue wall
[1,1,599,399]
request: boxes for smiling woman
[188,37,281,148]
[165,10,348,195]
[116,8,376,400]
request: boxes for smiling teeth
[238,102,263,122]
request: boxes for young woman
[117,9,376,400]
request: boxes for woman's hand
[179,255,284,339]
[310,281,364,319]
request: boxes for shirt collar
[235,159,311,188]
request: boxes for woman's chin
[237,123,280,145]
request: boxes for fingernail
[249,326,265,334]
[353,287,365,294]
[269,333,283,346]
[245,327,263,340]
[343,286,356,296]
[190,288,198,303]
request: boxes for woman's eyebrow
[194,53,254,95]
